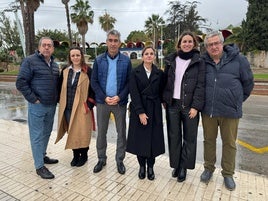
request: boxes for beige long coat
[55,68,93,149]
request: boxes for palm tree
[184,1,206,31]
[62,0,72,47]
[70,0,94,53]
[165,1,206,40]
[144,14,165,64]
[165,0,186,40]
[99,11,117,33]
[19,0,44,55]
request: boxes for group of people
[16,29,254,191]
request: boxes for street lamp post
[160,24,165,69]
[4,6,26,57]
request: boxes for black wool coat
[126,64,165,158]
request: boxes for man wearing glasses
[16,37,60,179]
[200,31,254,190]
[91,29,132,174]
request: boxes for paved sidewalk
[0,119,267,201]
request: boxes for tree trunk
[82,34,86,54]
[28,9,35,54]
[19,0,39,56]
[64,3,72,46]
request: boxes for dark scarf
[177,50,198,60]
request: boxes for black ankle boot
[177,167,187,182]
[138,166,146,179]
[147,167,155,180]
[70,149,80,167]
[76,147,88,167]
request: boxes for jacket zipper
[210,77,217,117]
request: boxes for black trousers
[137,156,155,168]
[166,99,199,169]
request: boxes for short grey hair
[106,29,121,42]
[204,30,224,47]
[38,37,54,47]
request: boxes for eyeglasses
[107,39,119,43]
[206,41,222,48]
[41,43,53,48]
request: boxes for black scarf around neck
[177,50,196,60]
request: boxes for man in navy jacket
[91,30,132,174]
[16,37,59,179]
[200,31,254,190]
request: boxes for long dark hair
[176,31,199,51]
[67,46,88,73]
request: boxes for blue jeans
[28,102,56,169]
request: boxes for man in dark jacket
[16,37,59,179]
[91,29,132,174]
[200,31,254,190]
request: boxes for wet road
[0,82,267,176]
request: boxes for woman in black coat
[126,47,165,180]
[163,31,205,182]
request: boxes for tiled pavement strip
[0,119,267,201]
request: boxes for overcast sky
[1,0,248,44]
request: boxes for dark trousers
[96,104,127,163]
[166,100,199,169]
[137,156,155,168]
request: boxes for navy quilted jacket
[201,44,254,118]
[16,51,59,105]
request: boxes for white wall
[247,51,268,68]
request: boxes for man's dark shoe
[224,177,236,191]
[147,167,155,180]
[177,168,187,182]
[93,161,106,173]
[172,168,178,178]
[44,156,59,164]
[138,166,145,179]
[200,169,213,183]
[36,166,55,179]
[117,162,126,174]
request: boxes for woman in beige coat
[55,46,95,167]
